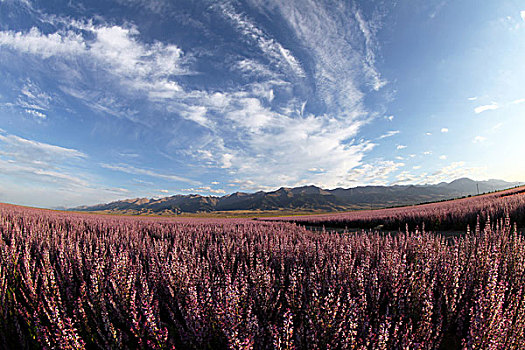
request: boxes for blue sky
[0,0,524,208]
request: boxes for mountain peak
[73,178,520,214]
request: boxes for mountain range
[72,178,521,215]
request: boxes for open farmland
[263,186,525,232]
[1,197,525,349]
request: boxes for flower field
[1,199,525,349]
[264,186,525,232]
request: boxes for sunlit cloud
[474,102,499,114]
[441,128,448,133]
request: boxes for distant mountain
[73,178,521,215]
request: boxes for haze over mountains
[72,178,521,215]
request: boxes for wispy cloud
[0,20,190,103]
[473,136,487,143]
[249,0,386,114]
[426,162,484,184]
[429,1,447,19]
[346,160,405,186]
[378,130,400,139]
[101,163,198,184]
[441,128,448,133]
[180,186,226,195]
[468,96,478,101]
[0,132,86,161]
[0,131,131,207]
[521,10,525,22]
[355,10,387,90]
[397,145,407,150]
[394,162,486,185]
[492,122,503,131]
[218,2,305,78]
[474,102,499,114]
[0,4,390,194]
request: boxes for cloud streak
[378,130,400,139]
[101,163,198,184]
[474,102,499,114]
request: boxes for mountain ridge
[72,178,521,215]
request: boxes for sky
[0,0,524,208]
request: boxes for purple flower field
[1,197,525,349]
[264,186,525,232]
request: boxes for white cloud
[397,144,407,150]
[247,0,383,113]
[0,27,87,58]
[439,155,447,160]
[492,123,503,131]
[425,162,484,184]
[468,96,478,101]
[413,165,421,169]
[355,11,387,90]
[15,81,52,115]
[101,163,198,184]
[0,133,86,161]
[473,136,487,143]
[235,59,279,79]
[386,115,394,121]
[0,131,131,207]
[178,105,212,128]
[521,10,525,22]
[441,128,448,133]
[394,162,486,185]
[0,21,190,102]
[512,98,525,104]
[378,130,399,139]
[0,9,384,193]
[180,186,226,195]
[474,102,499,114]
[423,151,432,155]
[346,160,405,186]
[425,132,432,136]
[218,2,305,78]
[24,109,46,119]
